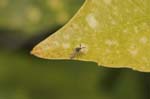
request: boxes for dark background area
[0,0,150,99]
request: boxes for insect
[70,44,86,59]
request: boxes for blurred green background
[0,0,150,99]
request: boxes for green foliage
[0,51,147,99]
[0,0,84,36]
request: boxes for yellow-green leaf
[31,0,150,72]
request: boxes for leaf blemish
[62,43,70,49]
[128,45,138,56]
[86,13,98,29]
[103,0,112,5]
[139,36,147,44]
[105,39,119,46]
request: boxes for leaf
[31,0,150,72]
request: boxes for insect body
[70,44,86,59]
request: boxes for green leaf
[31,0,150,72]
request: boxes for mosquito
[70,44,86,59]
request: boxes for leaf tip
[30,45,42,58]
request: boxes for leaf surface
[32,0,150,72]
